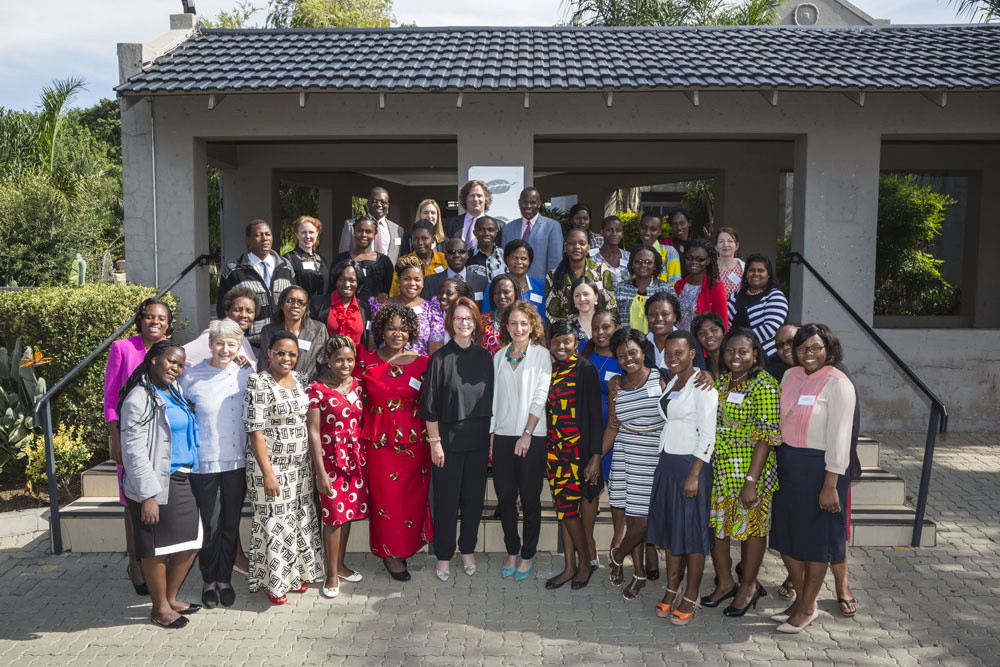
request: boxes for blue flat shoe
[514,556,536,582]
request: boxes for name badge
[604,370,619,382]
[301,261,316,271]
[408,377,422,391]
[298,339,312,351]
[667,391,681,400]
[412,304,424,315]
[729,269,741,280]
[797,394,817,406]
[727,392,745,404]
[474,292,484,301]
[529,292,543,304]
[434,265,444,273]
[647,385,661,399]
[347,391,359,404]
[393,237,402,246]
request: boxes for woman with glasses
[674,239,728,333]
[421,298,494,582]
[614,244,674,332]
[258,285,328,381]
[770,323,856,633]
[727,254,788,359]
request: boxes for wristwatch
[522,429,531,436]
[745,474,756,483]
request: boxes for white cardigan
[490,343,551,437]
[657,375,718,464]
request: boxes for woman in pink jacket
[104,298,173,595]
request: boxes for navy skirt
[646,452,714,556]
[770,446,848,563]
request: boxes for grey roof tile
[117,25,1000,94]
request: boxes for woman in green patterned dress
[701,326,781,618]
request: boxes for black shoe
[128,564,149,596]
[701,585,738,608]
[177,604,202,615]
[383,559,411,582]
[733,562,767,597]
[201,589,219,609]
[218,587,236,608]
[735,561,743,582]
[151,615,189,629]
[571,569,594,590]
[646,569,660,581]
[545,576,570,590]
[723,589,761,617]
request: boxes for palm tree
[36,77,87,174]
[564,0,781,26]
[948,0,999,21]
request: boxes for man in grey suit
[338,186,405,263]
[421,237,489,310]
[500,187,564,281]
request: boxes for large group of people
[109,181,860,634]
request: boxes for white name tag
[412,304,424,315]
[474,292,484,301]
[434,265,444,273]
[529,292,543,304]
[667,391,681,400]
[347,391,359,403]
[301,261,316,271]
[647,386,661,398]
[393,237,402,246]
[729,269,741,280]
[797,394,817,406]
[604,370,619,382]
[408,377,422,391]
[727,392,745,404]
[298,339,312,351]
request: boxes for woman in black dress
[332,215,393,306]
[283,215,329,299]
[421,297,495,582]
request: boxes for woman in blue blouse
[502,239,547,322]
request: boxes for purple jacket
[104,336,148,423]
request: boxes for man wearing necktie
[500,187,564,281]
[338,187,405,263]
[443,179,491,251]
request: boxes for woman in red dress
[307,335,369,599]
[355,303,432,581]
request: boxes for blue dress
[482,276,547,322]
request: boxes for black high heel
[128,563,149,596]
[701,584,737,608]
[734,562,768,597]
[723,588,761,617]
[382,558,410,582]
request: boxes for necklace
[746,286,764,296]
[589,352,615,379]
[728,371,751,388]
[621,368,651,391]
[323,375,354,397]
[505,344,528,367]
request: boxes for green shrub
[680,179,716,240]
[25,422,90,499]
[0,283,179,459]
[0,339,49,474]
[615,210,671,252]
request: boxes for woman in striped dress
[599,327,666,601]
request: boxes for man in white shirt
[500,187,564,281]
[338,187,404,263]
[443,180,491,251]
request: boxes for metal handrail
[33,254,210,554]
[788,252,947,547]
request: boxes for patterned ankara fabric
[590,248,630,284]
[544,258,617,322]
[546,356,584,520]
[355,349,433,559]
[677,282,701,331]
[709,370,782,540]
[242,371,324,596]
[480,312,503,355]
[307,379,369,527]
[369,297,446,356]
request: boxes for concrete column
[457,117,534,220]
[716,160,781,262]
[122,97,155,287]
[316,185,335,258]
[220,158,273,263]
[973,167,1000,327]
[789,129,882,326]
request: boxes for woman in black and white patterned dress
[243,330,324,604]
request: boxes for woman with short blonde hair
[284,215,329,299]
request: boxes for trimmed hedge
[0,283,179,458]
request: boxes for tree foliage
[875,174,959,317]
[948,0,999,21]
[206,0,397,28]
[565,0,780,26]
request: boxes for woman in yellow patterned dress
[701,326,781,618]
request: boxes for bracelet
[427,436,442,443]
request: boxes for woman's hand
[739,480,759,509]
[316,471,333,498]
[819,484,841,514]
[693,370,715,390]
[682,472,699,499]
[235,354,253,369]
[514,434,532,458]
[109,426,123,466]
[263,472,281,498]
[430,442,445,468]
[584,457,601,485]
[489,433,494,459]
[374,292,390,305]
[140,497,159,525]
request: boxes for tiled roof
[117,25,1000,94]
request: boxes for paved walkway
[0,432,997,666]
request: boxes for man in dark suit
[442,179,491,251]
[422,237,488,309]
[338,186,405,263]
[500,187,564,281]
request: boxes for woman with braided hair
[369,254,446,355]
[674,238,729,332]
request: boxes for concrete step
[851,467,906,506]
[850,505,936,547]
[81,460,119,498]
[857,436,879,469]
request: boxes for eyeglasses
[272,350,298,358]
[452,316,477,324]
[796,344,825,355]
[284,298,307,306]
[775,340,794,350]
[446,248,468,255]
[633,258,654,266]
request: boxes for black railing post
[911,407,941,548]
[41,401,63,554]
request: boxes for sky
[0,0,981,112]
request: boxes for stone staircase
[54,434,934,552]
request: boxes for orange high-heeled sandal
[670,597,702,626]
[655,588,681,618]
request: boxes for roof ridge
[199,24,998,34]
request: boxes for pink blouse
[103,336,149,422]
[779,365,856,475]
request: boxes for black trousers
[432,446,489,561]
[189,468,246,584]
[491,434,546,559]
